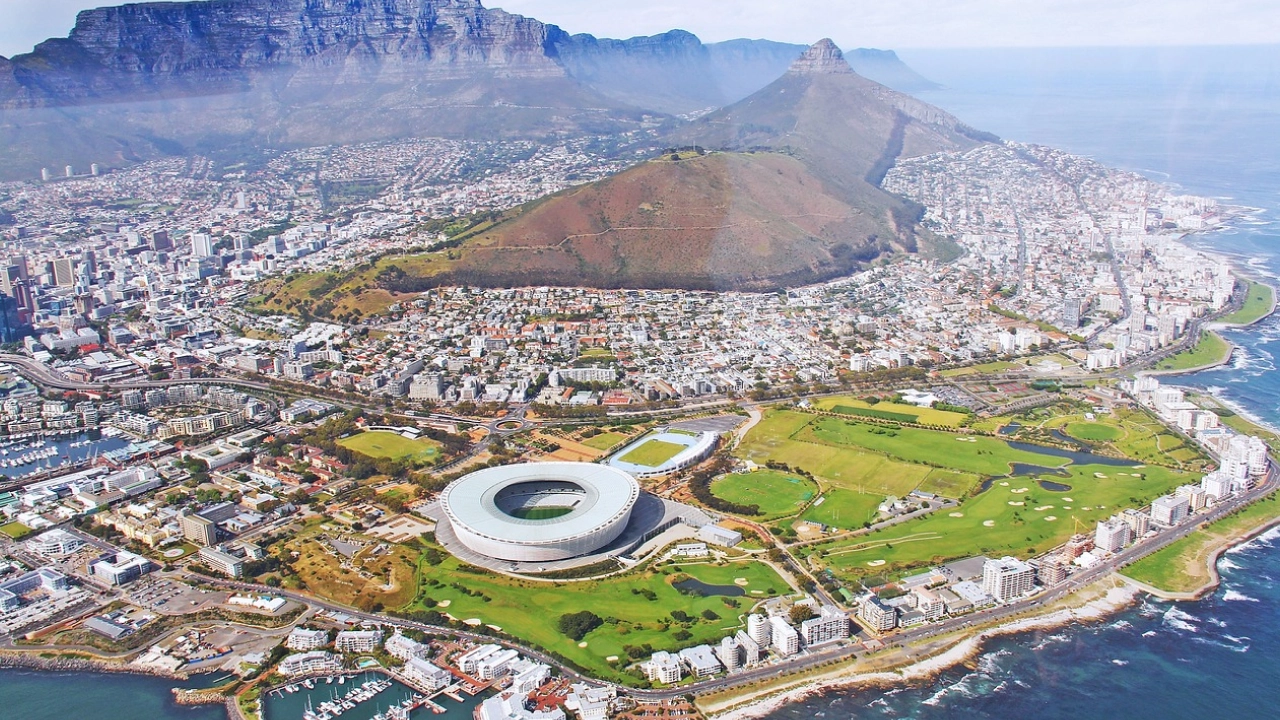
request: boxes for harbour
[263,672,484,720]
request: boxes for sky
[1,0,1277,58]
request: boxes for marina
[0,429,130,478]
[264,672,484,720]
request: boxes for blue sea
[4,44,1280,720]
[759,45,1280,720]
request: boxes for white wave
[1191,636,1250,653]
[1218,557,1242,572]
[1163,606,1199,633]
[1224,634,1252,644]
[1222,589,1260,602]
[1142,630,1158,638]
[1109,620,1133,631]
[1111,659,1130,666]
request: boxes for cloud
[1,0,1276,58]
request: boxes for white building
[25,529,85,556]
[334,629,383,653]
[1201,471,1234,501]
[746,614,771,646]
[404,657,453,691]
[981,556,1036,603]
[768,616,800,656]
[859,597,897,632]
[89,550,154,585]
[1176,484,1209,512]
[799,605,850,646]
[1151,494,1190,527]
[479,693,565,720]
[286,628,329,651]
[1094,517,1132,554]
[477,648,521,680]
[678,645,722,677]
[279,651,341,676]
[457,644,502,674]
[385,632,432,660]
[643,651,683,684]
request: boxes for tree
[558,610,603,641]
[789,604,815,625]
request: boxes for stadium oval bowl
[438,462,641,562]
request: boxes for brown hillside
[379,152,890,292]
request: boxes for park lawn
[1041,408,1205,470]
[1123,492,1280,593]
[798,416,1070,477]
[618,438,687,468]
[581,432,629,451]
[1221,280,1275,325]
[1154,331,1231,371]
[800,489,882,530]
[939,361,1023,378]
[409,553,789,682]
[803,462,1197,582]
[338,431,443,465]
[283,525,420,611]
[0,521,32,540]
[1064,421,1123,442]
[711,470,818,518]
[813,397,970,428]
[918,469,983,498]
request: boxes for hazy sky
[2,0,1277,58]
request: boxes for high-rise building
[1151,494,1190,526]
[800,604,850,646]
[192,233,215,258]
[768,616,799,656]
[982,556,1036,603]
[1122,508,1152,536]
[1094,517,1132,554]
[53,257,77,287]
[859,597,897,632]
[746,613,771,646]
[151,230,173,252]
[181,512,217,546]
[1062,298,1082,328]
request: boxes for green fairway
[734,410,932,497]
[813,397,969,428]
[939,361,1023,378]
[1154,331,1231,371]
[917,468,983,498]
[1221,280,1275,325]
[0,521,32,540]
[711,470,818,518]
[1064,421,1123,442]
[799,416,1069,477]
[803,462,1196,581]
[800,489,882,530]
[408,551,790,682]
[618,438,687,467]
[337,430,442,464]
[581,432,629,451]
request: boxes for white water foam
[1162,606,1199,633]
[1222,589,1260,602]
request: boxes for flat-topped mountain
[0,0,941,176]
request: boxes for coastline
[1121,511,1280,602]
[1143,330,1236,377]
[705,501,1280,720]
[702,582,1139,720]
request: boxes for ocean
[3,44,1280,720]
[757,45,1280,720]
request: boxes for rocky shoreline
[706,584,1141,720]
[0,651,189,680]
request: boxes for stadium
[436,462,641,563]
[606,428,719,479]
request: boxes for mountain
[336,40,987,294]
[0,0,942,177]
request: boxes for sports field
[1064,421,1123,442]
[803,461,1196,581]
[1220,280,1275,325]
[711,470,817,518]
[407,549,789,682]
[1153,331,1231,371]
[618,438,687,468]
[812,397,970,427]
[337,430,443,464]
[581,431,630,451]
[800,489,882,530]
